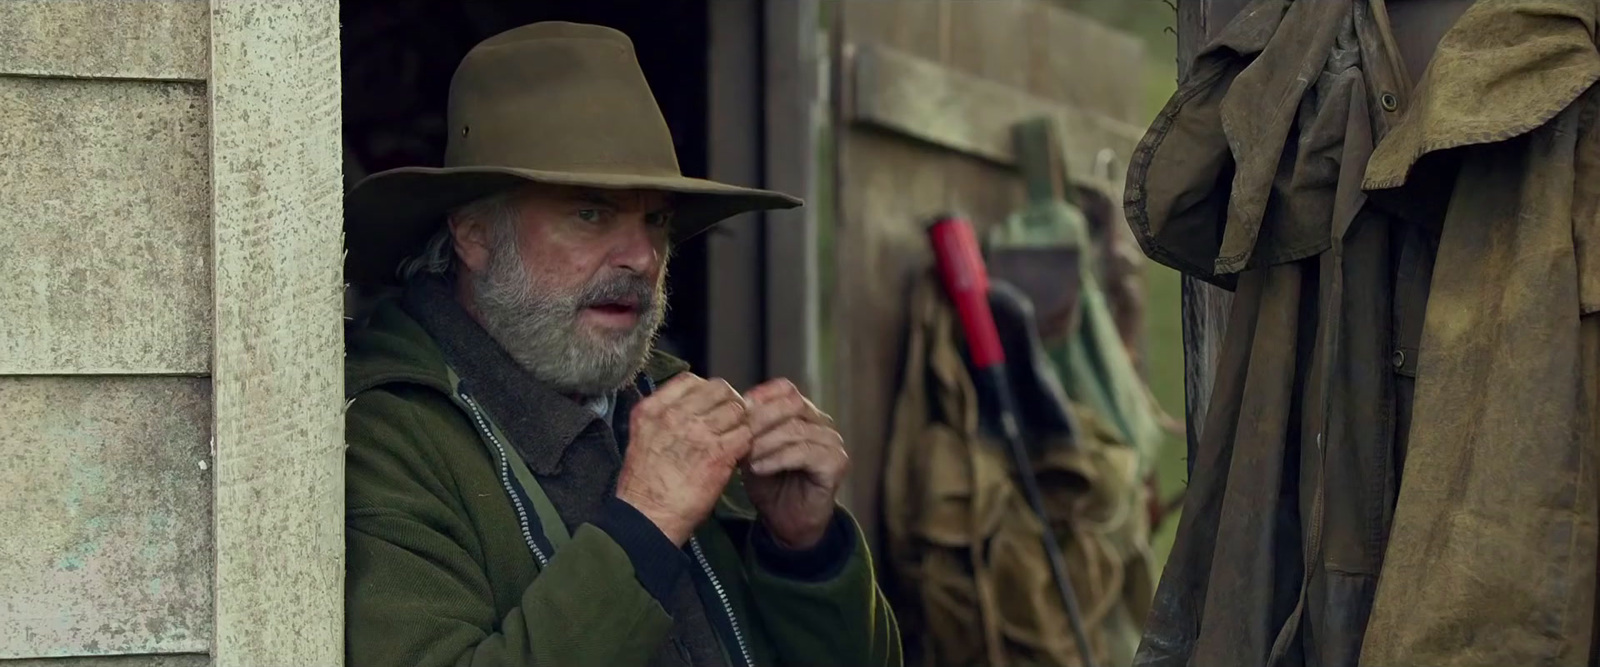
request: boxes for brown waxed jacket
[1125,1,1600,665]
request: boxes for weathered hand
[740,379,849,550]
[616,374,752,545]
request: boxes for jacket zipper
[642,374,754,667]
[473,374,749,663]
[690,537,754,667]
[459,392,549,567]
[636,377,755,662]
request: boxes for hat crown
[444,22,681,178]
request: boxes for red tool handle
[928,215,1005,369]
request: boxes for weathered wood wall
[1,2,215,662]
[0,1,344,664]
[829,0,1147,546]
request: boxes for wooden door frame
[706,0,823,395]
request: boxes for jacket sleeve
[345,388,675,667]
[740,507,904,667]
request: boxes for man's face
[453,184,674,396]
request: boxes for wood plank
[839,0,947,61]
[207,2,344,665]
[836,0,930,541]
[941,0,1031,235]
[0,0,208,81]
[1027,3,1147,123]
[941,158,1027,232]
[847,43,1145,193]
[944,0,1032,88]
[0,377,212,659]
[833,127,949,540]
[0,655,209,667]
[0,77,211,375]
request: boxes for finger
[751,423,844,467]
[744,378,798,403]
[680,377,742,414]
[748,419,825,461]
[750,396,833,434]
[633,371,704,419]
[702,399,748,435]
[747,440,815,477]
[645,373,703,405]
[747,390,810,436]
[717,424,754,462]
[807,406,837,429]
[748,437,850,479]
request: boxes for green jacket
[344,301,901,666]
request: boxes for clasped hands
[614,374,848,550]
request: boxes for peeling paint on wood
[207,1,345,665]
[0,77,212,376]
[0,377,212,659]
[0,0,208,82]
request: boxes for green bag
[988,117,1164,472]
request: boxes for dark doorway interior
[340,0,714,371]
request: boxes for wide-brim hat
[344,21,801,284]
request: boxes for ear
[448,209,493,275]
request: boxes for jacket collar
[1364,0,1600,189]
[403,279,596,473]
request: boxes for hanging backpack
[882,269,1155,667]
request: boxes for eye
[647,211,674,228]
[577,208,603,223]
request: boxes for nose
[609,213,664,277]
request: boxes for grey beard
[470,240,666,397]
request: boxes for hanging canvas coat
[1124,0,1600,665]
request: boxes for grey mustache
[578,274,656,310]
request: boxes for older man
[341,21,899,667]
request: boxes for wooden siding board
[0,377,213,660]
[1026,3,1146,121]
[0,77,212,376]
[847,44,1143,192]
[0,0,208,81]
[1,655,209,667]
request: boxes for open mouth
[583,298,642,317]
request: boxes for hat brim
[343,165,803,285]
